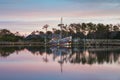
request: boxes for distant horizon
[0,17,120,35]
[0,0,120,35]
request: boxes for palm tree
[113,25,119,31]
[42,24,49,45]
[42,24,49,63]
[87,23,96,33]
[15,32,20,36]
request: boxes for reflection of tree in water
[0,46,53,57]
[69,51,97,65]
[0,47,25,57]
[92,50,120,64]
[64,49,97,65]
[0,46,120,65]
[26,46,52,55]
[50,47,120,65]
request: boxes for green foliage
[0,22,120,42]
[0,29,24,42]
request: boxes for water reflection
[0,47,25,57]
[0,46,120,80]
[0,46,120,65]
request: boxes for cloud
[0,0,120,21]
[0,0,25,4]
[68,0,120,3]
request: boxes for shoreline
[0,39,120,46]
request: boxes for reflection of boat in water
[50,47,72,56]
[50,47,72,73]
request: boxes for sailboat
[49,18,72,47]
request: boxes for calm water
[0,46,120,80]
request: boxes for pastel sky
[0,0,120,35]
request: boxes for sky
[0,0,120,35]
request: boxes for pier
[73,39,120,48]
[0,42,44,46]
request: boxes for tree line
[0,23,120,42]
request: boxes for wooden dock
[73,39,120,47]
[0,42,44,46]
[0,39,120,47]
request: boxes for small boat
[49,36,72,47]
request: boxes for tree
[0,29,13,35]
[113,25,119,31]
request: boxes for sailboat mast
[61,17,63,24]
